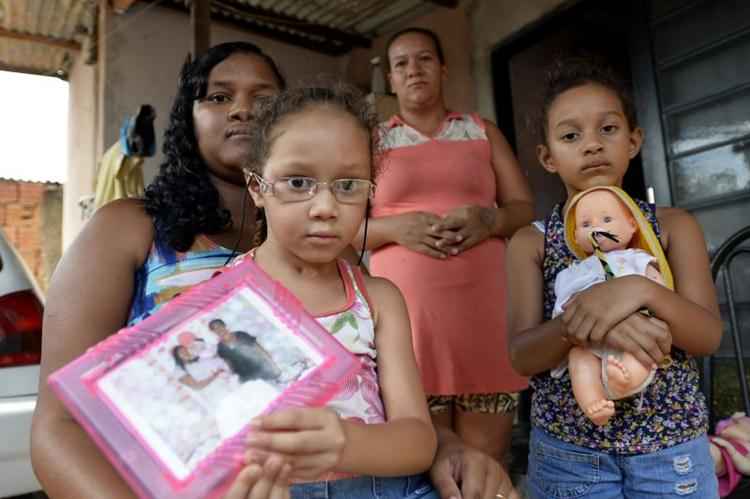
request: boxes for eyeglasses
[250,172,375,204]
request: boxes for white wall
[64,39,98,248]
[101,3,348,184]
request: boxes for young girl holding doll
[233,83,440,498]
[507,59,724,498]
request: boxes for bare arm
[644,208,721,355]
[483,119,535,238]
[337,276,437,474]
[506,226,572,376]
[31,200,153,499]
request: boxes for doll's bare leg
[569,346,615,426]
[605,352,652,400]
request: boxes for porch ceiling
[0,0,458,78]
[149,0,459,55]
[0,0,95,78]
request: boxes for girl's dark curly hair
[539,56,637,144]
[244,81,381,246]
[144,42,286,252]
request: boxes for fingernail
[456,235,462,242]
[451,248,458,255]
[249,417,262,428]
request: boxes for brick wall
[0,179,62,290]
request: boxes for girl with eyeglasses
[226,82,439,499]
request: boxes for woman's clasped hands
[393,205,496,259]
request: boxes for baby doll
[552,186,675,426]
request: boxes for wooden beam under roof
[192,0,211,58]
[424,0,460,8]
[212,0,372,49]
[0,28,81,51]
[0,62,68,79]
[149,0,370,56]
[111,0,139,14]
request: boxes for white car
[0,228,44,497]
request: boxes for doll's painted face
[575,190,637,254]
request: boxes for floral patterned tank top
[315,260,386,425]
[531,200,708,454]
[234,252,386,426]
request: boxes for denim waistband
[290,473,437,499]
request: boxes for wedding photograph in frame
[49,258,359,499]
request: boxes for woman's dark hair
[539,57,637,144]
[144,42,286,252]
[385,27,445,66]
[244,81,380,247]
[172,346,188,370]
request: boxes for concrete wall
[467,0,571,120]
[64,39,98,249]
[101,3,348,185]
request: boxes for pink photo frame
[49,257,359,499]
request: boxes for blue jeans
[527,427,718,498]
[291,474,438,499]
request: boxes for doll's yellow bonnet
[563,185,674,290]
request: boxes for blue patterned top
[127,234,233,326]
[531,200,708,454]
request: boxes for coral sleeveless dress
[370,112,528,395]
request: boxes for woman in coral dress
[359,28,534,466]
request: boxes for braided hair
[144,42,285,251]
